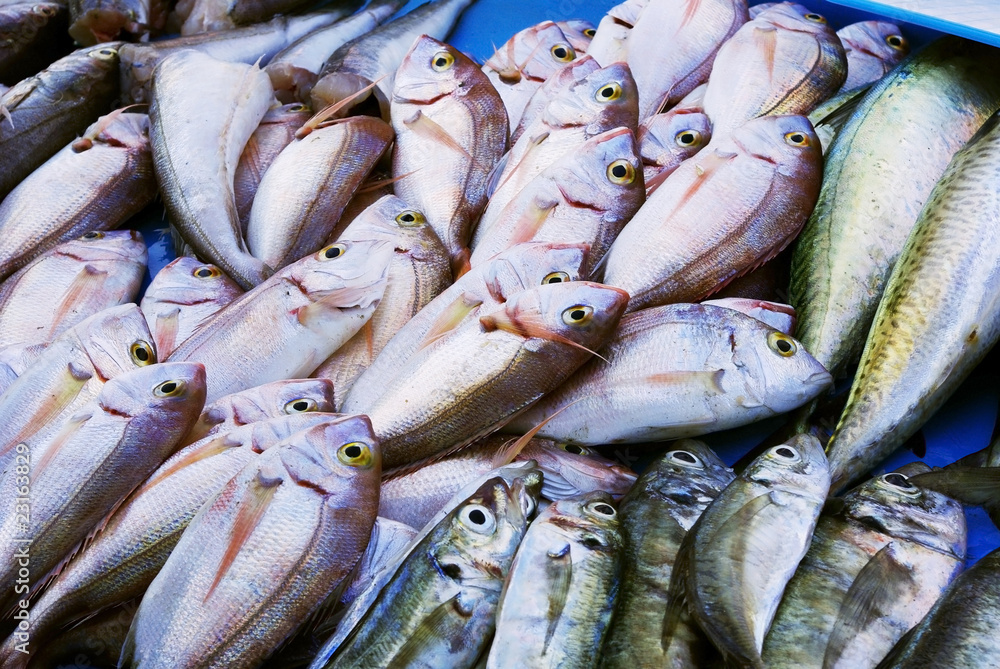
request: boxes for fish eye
[886,34,907,50]
[81,231,104,241]
[459,503,497,534]
[284,397,318,414]
[90,47,118,60]
[153,379,185,397]
[395,209,426,227]
[784,131,811,147]
[192,265,220,279]
[675,130,702,147]
[803,12,826,22]
[288,104,309,112]
[431,51,455,72]
[665,450,704,468]
[34,4,57,15]
[585,499,616,517]
[318,243,347,260]
[130,341,155,366]
[338,442,374,468]
[542,271,570,285]
[879,472,921,496]
[584,28,596,37]
[562,304,594,325]
[550,44,575,62]
[768,445,801,463]
[595,82,622,102]
[768,332,797,357]
[606,159,635,185]
[559,442,591,455]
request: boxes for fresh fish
[470,127,644,275]
[119,10,357,104]
[604,114,822,312]
[807,84,871,153]
[483,21,582,129]
[701,297,796,334]
[341,517,417,606]
[473,60,639,247]
[601,442,735,669]
[671,434,830,668]
[838,21,909,92]
[310,0,476,119]
[392,35,508,273]
[177,0,358,35]
[265,0,403,104]
[763,469,966,669]
[626,0,747,119]
[120,417,381,668]
[637,108,711,191]
[511,56,600,145]
[312,196,452,408]
[309,473,534,669]
[342,241,589,413]
[0,230,147,349]
[702,3,846,138]
[167,239,392,402]
[0,343,45,397]
[825,109,1000,491]
[150,50,273,290]
[507,303,831,445]
[556,19,595,52]
[586,0,647,67]
[139,257,244,359]
[0,41,121,201]
[0,1,69,84]
[351,280,628,468]
[8,601,136,669]
[748,1,782,18]
[0,362,205,616]
[233,103,312,234]
[789,37,1000,378]
[488,493,622,668]
[246,115,394,272]
[184,378,336,445]
[69,0,166,45]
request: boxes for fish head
[842,471,968,560]
[338,195,446,262]
[483,242,590,302]
[75,41,123,79]
[144,257,242,306]
[395,36,483,104]
[197,378,336,436]
[754,2,838,39]
[229,412,345,455]
[484,21,579,85]
[634,440,736,523]
[74,303,159,378]
[56,229,148,268]
[261,102,313,125]
[522,439,638,499]
[543,61,639,135]
[98,361,207,432]
[838,21,909,61]
[745,433,831,500]
[730,114,823,178]
[554,19,596,53]
[638,110,712,169]
[541,55,602,96]
[538,491,622,551]
[550,126,644,214]
[287,239,394,309]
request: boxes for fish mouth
[806,369,834,389]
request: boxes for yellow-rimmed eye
[318,243,347,260]
[153,379,186,397]
[606,159,635,185]
[284,397,318,414]
[767,444,801,463]
[395,209,426,227]
[665,450,704,468]
[803,12,826,22]
[879,473,921,496]
[550,44,575,62]
[81,231,105,241]
[886,34,907,50]
[562,305,594,325]
[338,442,374,467]
[784,131,811,147]
[90,47,118,60]
[130,341,155,366]
[459,503,496,534]
[767,332,797,357]
[675,130,702,147]
[585,499,616,518]
[595,82,622,102]
[431,51,455,71]
[287,103,309,112]
[192,265,220,279]
[559,442,592,455]
[542,271,570,285]
[584,28,596,37]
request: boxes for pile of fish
[2,0,1000,665]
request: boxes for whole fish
[601,442,735,669]
[353,280,628,468]
[626,0,747,119]
[150,50,273,290]
[638,108,712,191]
[119,10,358,104]
[265,0,403,104]
[0,41,121,201]
[0,362,205,616]
[671,434,830,668]
[342,241,589,412]
[177,0,358,35]
[470,127,644,275]
[233,103,312,234]
[392,35,508,273]
[702,3,846,138]
[825,109,1000,492]
[310,0,476,119]
[0,230,147,349]
[313,196,452,408]
[875,546,1000,669]
[488,493,622,669]
[701,297,796,335]
[184,377,336,444]
[511,55,600,145]
[838,21,909,92]
[139,257,244,359]
[167,239,392,402]
[789,37,1000,378]
[0,112,154,282]
[120,417,381,668]
[246,115,394,272]
[69,0,166,44]
[483,21,581,129]
[762,469,966,669]
[310,474,533,669]
[0,1,69,84]
[603,114,822,312]
[586,0,647,67]
[507,303,830,445]
[6,413,338,659]
[473,60,639,246]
